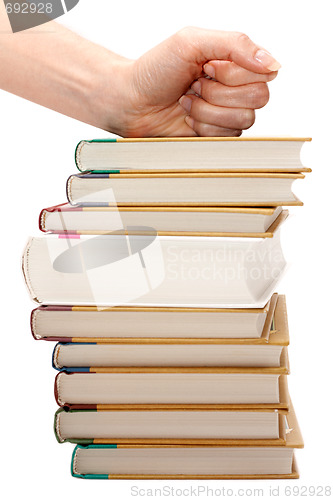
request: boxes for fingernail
[254,49,281,71]
[191,81,201,96]
[185,115,195,128]
[203,63,215,78]
[178,95,192,113]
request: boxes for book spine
[54,408,95,444]
[30,309,38,340]
[22,238,40,303]
[54,407,66,443]
[54,371,98,409]
[66,175,74,205]
[71,444,117,479]
[52,343,63,370]
[39,203,72,232]
[66,174,114,205]
[54,371,62,406]
[74,140,85,172]
[75,138,117,172]
[71,445,109,479]
[30,307,74,342]
[52,342,98,370]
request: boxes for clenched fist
[0,6,281,137]
[112,27,280,137]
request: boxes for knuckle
[195,122,212,137]
[252,83,270,107]
[200,80,217,104]
[234,32,251,45]
[237,109,255,129]
[221,64,237,86]
[176,26,197,41]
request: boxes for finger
[179,95,255,130]
[185,116,242,137]
[177,27,281,73]
[203,61,278,86]
[191,79,269,109]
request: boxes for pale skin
[0,5,280,137]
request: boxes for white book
[23,222,286,308]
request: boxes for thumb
[180,27,281,74]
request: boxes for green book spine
[71,444,117,479]
[54,408,96,444]
[75,139,118,172]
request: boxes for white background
[1,0,332,498]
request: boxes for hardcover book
[54,369,290,409]
[22,225,286,308]
[39,203,285,237]
[66,172,304,207]
[55,407,288,445]
[53,344,288,370]
[31,293,285,342]
[74,137,311,173]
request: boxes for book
[54,367,290,409]
[53,344,288,369]
[22,224,286,308]
[71,444,300,479]
[55,407,287,445]
[74,137,311,173]
[39,203,284,237]
[66,172,304,207]
[69,404,303,479]
[31,292,282,342]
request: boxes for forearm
[0,7,130,133]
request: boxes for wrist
[86,52,135,136]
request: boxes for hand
[109,27,280,137]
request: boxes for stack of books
[23,137,311,479]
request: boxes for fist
[179,61,278,136]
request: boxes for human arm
[0,6,280,137]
